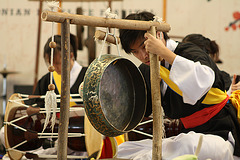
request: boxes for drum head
[4,94,25,160]
[84,114,103,159]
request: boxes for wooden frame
[41,10,170,160]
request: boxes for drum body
[127,117,153,141]
[4,94,96,160]
[83,54,147,137]
[128,117,182,141]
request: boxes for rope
[105,7,118,19]
[20,93,81,98]
[7,144,27,152]
[138,119,153,126]
[5,115,28,124]
[98,29,109,60]
[42,1,60,136]
[153,16,163,40]
[131,129,153,138]
[109,30,121,56]
[8,100,29,108]
[4,122,27,132]
[97,8,121,60]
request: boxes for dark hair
[182,34,220,62]
[44,33,78,61]
[119,11,169,54]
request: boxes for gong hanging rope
[97,7,121,61]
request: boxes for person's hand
[144,32,165,56]
[144,32,176,65]
[231,74,240,93]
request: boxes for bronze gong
[83,54,147,137]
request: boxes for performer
[182,33,240,94]
[118,11,240,160]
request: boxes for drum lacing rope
[20,93,81,98]
[5,122,85,153]
[16,93,83,103]
[5,117,85,137]
[97,8,121,60]
[132,119,154,138]
[131,118,179,138]
[7,96,84,112]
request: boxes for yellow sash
[52,71,77,107]
[159,66,227,105]
[230,90,240,123]
[114,134,125,145]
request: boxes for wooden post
[163,0,167,22]
[57,0,62,35]
[85,26,96,64]
[148,26,162,160]
[58,19,70,160]
[94,30,120,44]
[107,0,112,54]
[32,0,43,94]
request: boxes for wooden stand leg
[58,19,70,160]
[149,26,162,160]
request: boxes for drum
[127,117,182,141]
[4,93,103,160]
[127,117,153,141]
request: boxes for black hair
[182,34,220,62]
[44,33,78,62]
[119,11,169,54]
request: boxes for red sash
[180,95,229,129]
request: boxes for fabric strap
[100,135,125,159]
[160,66,227,105]
[180,95,229,128]
[230,90,240,123]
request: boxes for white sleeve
[227,84,232,96]
[169,55,215,105]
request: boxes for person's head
[44,33,78,74]
[119,11,169,65]
[182,34,222,63]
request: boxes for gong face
[100,59,135,131]
[83,54,146,137]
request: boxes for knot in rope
[4,121,12,125]
[47,1,60,11]
[105,7,118,19]
[153,16,163,23]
